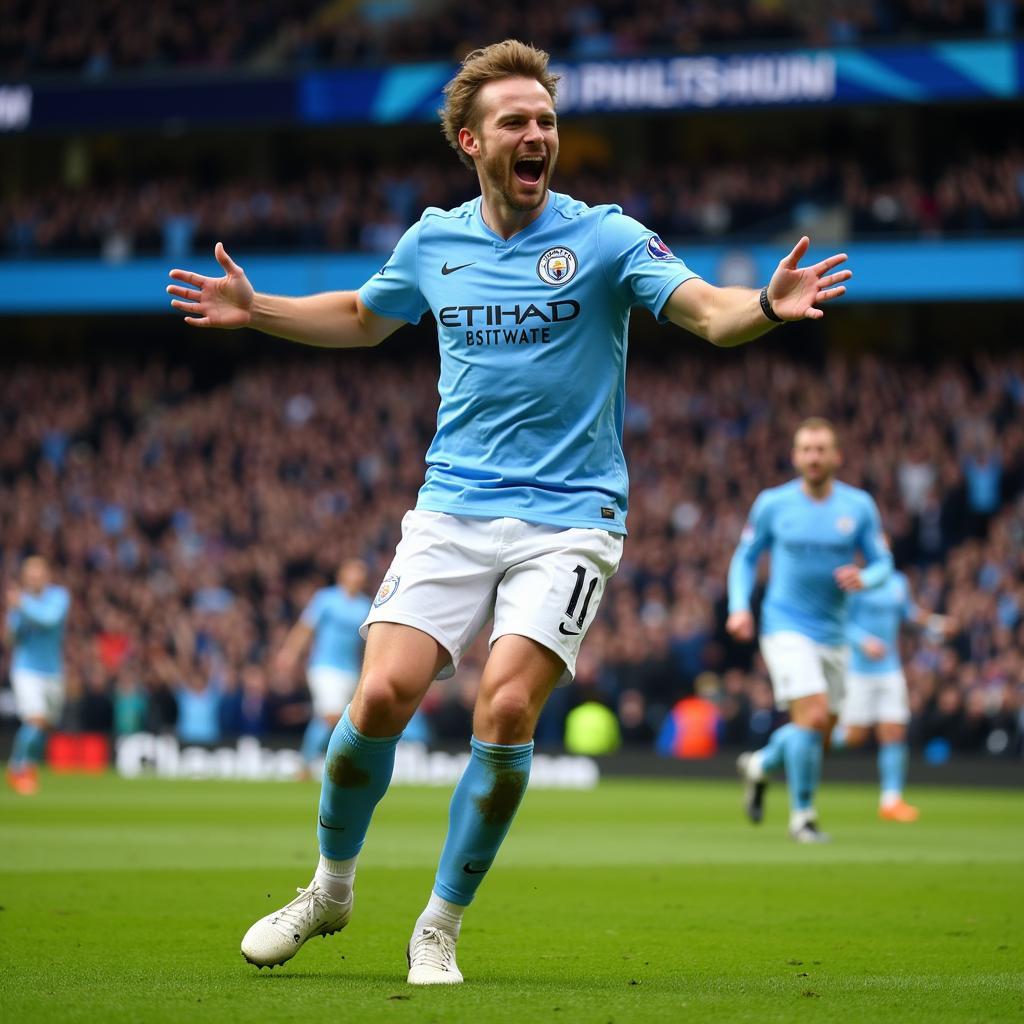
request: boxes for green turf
[0,774,1021,1023]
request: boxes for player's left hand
[833,564,863,592]
[767,236,851,321]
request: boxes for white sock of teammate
[413,892,466,941]
[313,854,357,902]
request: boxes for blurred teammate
[276,560,372,775]
[839,566,951,822]
[5,556,70,795]
[167,40,851,983]
[728,419,891,842]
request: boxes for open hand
[167,242,254,329]
[767,236,851,321]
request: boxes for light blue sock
[28,726,47,763]
[878,742,908,801]
[10,723,45,770]
[784,726,823,812]
[301,716,333,765]
[317,707,401,860]
[433,737,533,906]
[758,722,798,774]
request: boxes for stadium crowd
[5,146,1024,260]
[2,347,1022,759]
[1,0,1013,77]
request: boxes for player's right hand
[861,636,887,660]
[726,610,755,642]
[166,242,254,329]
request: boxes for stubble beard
[479,147,555,213]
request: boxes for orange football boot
[6,766,39,795]
[879,799,919,822]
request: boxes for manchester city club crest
[835,515,856,535]
[537,246,578,286]
[373,573,400,607]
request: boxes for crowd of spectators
[1,0,1015,78]
[2,346,1022,761]
[287,0,1013,68]
[5,146,1024,261]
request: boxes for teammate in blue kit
[276,560,372,775]
[838,567,951,822]
[5,556,71,796]
[167,40,852,983]
[728,419,892,842]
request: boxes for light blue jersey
[358,191,697,534]
[846,571,917,675]
[302,587,372,673]
[7,585,70,674]
[728,479,892,646]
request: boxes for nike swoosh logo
[318,816,345,831]
[462,862,489,875]
[441,262,475,275]
[558,623,582,636]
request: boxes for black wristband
[760,285,784,323]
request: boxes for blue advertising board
[0,239,1020,314]
[1,41,1020,133]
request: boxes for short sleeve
[597,211,698,322]
[358,221,429,325]
[300,591,325,629]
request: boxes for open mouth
[514,155,545,184]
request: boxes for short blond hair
[439,39,559,170]
[793,416,840,448]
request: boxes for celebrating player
[5,556,71,795]
[276,559,372,775]
[728,419,890,842]
[838,565,951,822]
[167,40,852,983]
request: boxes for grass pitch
[1,773,1021,1023]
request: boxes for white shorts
[840,670,910,727]
[307,666,359,718]
[759,631,848,712]
[362,509,623,686]
[11,668,64,725]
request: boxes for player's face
[339,561,368,593]
[465,76,558,212]
[22,558,48,592]
[792,427,841,486]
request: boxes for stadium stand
[1,350,1021,754]
[0,0,1010,75]
[4,147,1024,259]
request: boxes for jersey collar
[474,192,557,247]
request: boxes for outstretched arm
[167,242,405,349]
[663,236,851,347]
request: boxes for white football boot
[788,818,831,844]
[241,882,352,968]
[407,927,464,985]
[737,751,767,824]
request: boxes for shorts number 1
[565,564,598,629]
